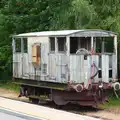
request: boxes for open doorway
[70,37,78,54]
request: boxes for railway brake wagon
[12,29,120,107]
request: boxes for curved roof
[13,29,117,37]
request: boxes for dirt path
[86,111,120,120]
[0,88,119,120]
[0,88,28,102]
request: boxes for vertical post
[54,37,58,80]
[21,37,24,76]
[12,38,15,78]
[113,35,118,79]
[91,37,94,54]
[114,35,117,56]
[66,36,70,82]
[66,36,70,56]
[55,37,58,54]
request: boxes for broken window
[50,37,55,52]
[15,38,21,52]
[23,38,28,53]
[57,37,66,52]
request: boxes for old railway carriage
[12,29,120,107]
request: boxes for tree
[0,0,120,79]
[49,0,96,29]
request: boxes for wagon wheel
[52,95,69,106]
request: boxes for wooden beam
[91,37,93,48]
[55,37,58,54]
[66,36,70,56]
[113,35,118,79]
[114,35,117,55]
[91,37,94,54]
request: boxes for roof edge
[12,29,118,38]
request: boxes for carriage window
[50,37,55,51]
[70,37,90,54]
[104,37,114,53]
[57,37,66,52]
[80,37,91,50]
[96,37,114,53]
[70,37,78,53]
[96,38,102,53]
[23,38,28,53]
[15,38,21,52]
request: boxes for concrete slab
[0,97,101,120]
[0,108,43,120]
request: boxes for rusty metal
[17,80,112,107]
[51,87,109,107]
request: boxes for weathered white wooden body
[12,30,118,87]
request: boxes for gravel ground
[0,88,119,120]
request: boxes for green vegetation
[105,97,120,107]
[100,97,120,109]
[0,81,20,92]
[100,90,120,109]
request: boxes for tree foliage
[0,0,120,77]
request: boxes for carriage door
[21,38,29,78]
[13,38,23,78]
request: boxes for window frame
[49,37,55,53]
[23,38,28,53]
[14,37,28,53]
[15,38,21,53]
[57,37,66,53]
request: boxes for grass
[0,81,20,92]
[102,98,120,109]
[100,90,120,109]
